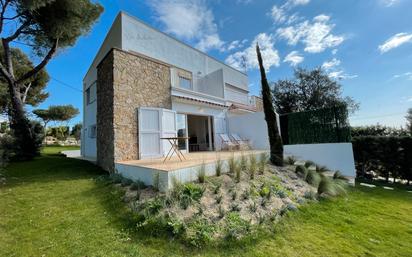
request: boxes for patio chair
[231,134,251,150]
[219,134,239,151]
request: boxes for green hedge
[280,105,351,145]
[352,136,412,184]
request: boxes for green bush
[184,217,215,248]
[317,176,347,197]
[249,155,257,179]
[258,153,268,174]
[224,212,251,240]
[352,136,412,184]
[284,156,297,165]
[153,172,161,192]
[304,160,316,168]
[235,163,241,183]
[215,159,223,177]
[295,165,308,179]
[130,180,146,191]
[182,183,204,202]
[306,170,322,187]
[228,156,237,174]
[240,154,248,170]
[197,163,206,183]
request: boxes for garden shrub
[249,154,257,179]
[352,136,412,184]
[284,156,297,165]
[215,158,223,176]
[197,163,206,183]
[184,217,215,248]
[224,212,251,240]
[304,160,316,168]
[228,156,237,174]
[240,154,248,170]
[130,180,146,191]
[153,172,161,192]
[295,165,308,179]
[258,152,268,174]
[306,170,322,187]
[317,176,347,197]
[182,183,204,203]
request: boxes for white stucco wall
[227,112,270,150]
[284,143,356,177]
[120,12,248,92]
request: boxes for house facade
[82,12,263,172]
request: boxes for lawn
[0,146,411,257]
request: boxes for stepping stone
[360,183,376,188]
[383,186,394,190]
[407,191,412,193]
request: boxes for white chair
[231,134,251,150]
[219,134,239,151]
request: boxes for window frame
[178,76,192,90]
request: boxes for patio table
[160,137,190,163]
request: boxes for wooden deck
[117,150,267,172]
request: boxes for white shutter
[161,109,177,156]
[138,108,177,159]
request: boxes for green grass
[0,146,411,256]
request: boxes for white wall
[196,69,224,98]
[284,143,356,177]
[227,112,270,149]
[121,12,248,92]
[225,84,249,105]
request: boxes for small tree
[33,105,79,143]
[406,108,412,136]
[71,123,82,141]
[256,44,283,166]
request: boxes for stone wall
[96,48,172,171]
[96,51,115,171]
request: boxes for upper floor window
[179,76,192,90]
[86,82,96,105]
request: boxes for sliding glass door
[176,114,188,152]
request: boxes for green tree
[272,68,359,114]
[0,0,102,159]
[406,108,412,136]
[256,44,283,166]
[0,47,49,114]
[33,105,79,128]
[71,123,82,141]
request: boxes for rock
[360,183,376,188]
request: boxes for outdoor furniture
[160,137,190,163]
[219,134,239,151]
[231,134,251,150]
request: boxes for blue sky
[27,0,412,127]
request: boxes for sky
[23,0,412,128]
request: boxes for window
[86,82,96,105]
[179,76,192,90]
[88,125,96,138]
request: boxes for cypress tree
[256,44,284,166]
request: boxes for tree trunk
[7,81,38,159]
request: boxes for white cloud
[378,33,412,53]
[332,49,338,55]
[393,72,412,80]
[322,58,341,70]
[236,0,254,4]
[271,5,287,24]
[283,0,310,8]
[225,33,280,71]
[284,51,304,66]
[276,15,344,53]
[227,39,248,51]
[148,0,224,52]
[380,0,400,7]
[328,71,358,80]
[322,58,357,80]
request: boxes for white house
[82,12,263,172]
[82,12,355,187]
